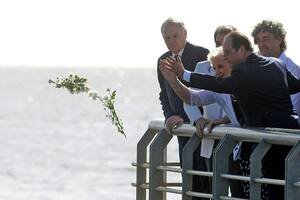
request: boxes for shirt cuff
[183,70,192,82]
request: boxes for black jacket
[189,53,300,128]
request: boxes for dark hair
[226,31,254,52]
[251,20,287,51]
[214,25,237,42]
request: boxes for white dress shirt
[279,51,300,116]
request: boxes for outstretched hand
[159,59,177,84]
[159,56,185,78]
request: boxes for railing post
[250,140,271,200]
[149,129,173,200]
[182,133,202,200]
[286,140,300,200]
[213,134,237,200]
[136,128,159,200]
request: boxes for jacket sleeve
[157,64,174,120]
[183,103,203,124]
[190,89,218,105]
[287,70,300,94]
[189,71,239,94]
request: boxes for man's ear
[278,36,284,46]
[239,46,246,55]
[183,29,187,40]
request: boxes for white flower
[88,90,99,100]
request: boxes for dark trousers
[263,145,292,200]
[177,136,210,200]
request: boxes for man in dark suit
[157,17,210,199]
[159,31,300,200]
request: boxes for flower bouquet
[49,74,125,138]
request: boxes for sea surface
[0,67,181,200]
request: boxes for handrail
[148,119,300,145]
[133,119,300,200]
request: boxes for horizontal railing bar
[164,162,181,166]
[141,163,149,168]
[265,127,300,134]
[254,178,285,185]
[131,162,149,168]
[220,174,285,185]
[186,191,213,198]
[156,165,182,173]
[220,174,251,182]
[132,162,180,168]
[155,186,182,194]
[140,183,149,189]
[164,182,182,187]
[132,182,181,187]
[293,181,300,187]
[131,183,149,189]
[219,196,248,200]
[148,119,300,145]
[186,170,213,177]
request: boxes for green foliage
[48,74,90,94]
[49,74,126,138]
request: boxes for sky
[0,0,299,68]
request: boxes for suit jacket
[188,53,300,128]
[157,42,209,122]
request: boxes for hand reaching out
[159,59,178,84]
[159,56,185,78]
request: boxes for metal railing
[131,119,300,200]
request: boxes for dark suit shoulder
[183,42,209,71]
[158,51,172,60]
[185,42,209,56]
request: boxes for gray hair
[161,17,186,35]
[208,47,224,63]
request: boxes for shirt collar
[279,51,288,63]
[172,48,184,57]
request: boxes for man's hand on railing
[165,115,184,134]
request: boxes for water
[0,67,181,200]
